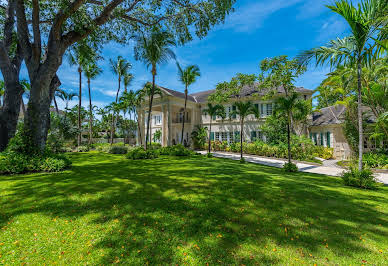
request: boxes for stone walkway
[199,151,388,185]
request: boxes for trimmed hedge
[108,145,128,154]
[126,147,159,160]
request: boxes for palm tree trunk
[88,79,93,145]
[357,60,363,171]
[78,66,82,147]
[287,112,291,164]
[111,76,121,145]
[240,118,243,159]
[135,111,143,146]
[181,86,188,145]
[53,96,59,114]
[208,120,212,154]
[145,71,156,149]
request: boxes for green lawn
[0,152,387,265]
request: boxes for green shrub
[108,145,128,154]
[341,166,376,189]
[206,153,213,158]
[158,145,193,156]
[0,152,71,174]
[283,162,298,172]
[313,146,334,160]
[75,145,90,152]
[363,153,388,169]
[149,143,162,150]
[126,147,159,160]
[239,157,246,164]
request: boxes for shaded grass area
[0,152,387,264]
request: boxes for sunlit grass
[0,152,387,264]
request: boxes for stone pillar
[167,102,172,146]
[140,109,146,147]
[162,104,168,147]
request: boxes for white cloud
[222,0,304,32]
[315,16,348,42]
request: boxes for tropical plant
[57,90,78,118]
[153,130,162,143]
[202,103,225,154]
[297,0,388,170]
[84,62,102,145]
[68,42,97,146]
[109,56,132,145]
[134,29,176,149]
[177,63,201,144]
[229,101,259,159]
[123,73,134,93]
[191,125,208,150]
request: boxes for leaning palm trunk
[111,76,121,145]
[181,87,188,145]
[53,96,59,114]
[145,72,156,149]
[77,66,82,147]
[87,79,93,145]
[357,60,363,171]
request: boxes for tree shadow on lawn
[1,152,388,264]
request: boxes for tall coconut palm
[177,63,201,145]
[68,43,96,146]
[273,93,308,165]
[109,56,131,144]
[134,29,176,149]
[229,101,257,160]
[84,63,102,145]
[123,73,134,93]
[119,90,136,144]
[297,0,387,170]
[202,103,225,154]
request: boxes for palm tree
[202,103,225,154]
[274,93,308,165]
[134,90,145,146]
[177,63,201,145]
[57,90,78,119]
[297,0,387,170]
[134,29,176,149]
[109,56,131,144]
[123,73,134,93]
[119,90,137,144]
[84,63,102,145]
[229,101,257,160]
[68,43,97,146]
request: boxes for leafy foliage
[341,166,376,189]
[108,145,129,155]
[191,125,208,150]
[126,147,159,160]
[283,162,298,172]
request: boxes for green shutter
[313,133,317,145]
[254,104,259,111]
[210,132,214,141]
[234,131,240,142]
[251,131,257,142]
[320,132,324,146]
[309,133,313,140]
[260,104,264,117]
[327,132,331,148]
[232,105,236,119]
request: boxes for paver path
[199,151,388,185]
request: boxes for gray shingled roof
[156,85,197,102]
[312,104,376,126]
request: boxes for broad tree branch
[0,41,12,74]
[32,0,42,60]
[15,0,32,61]
[4,0,16,52]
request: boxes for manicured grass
[0,152,387,265]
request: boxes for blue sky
[22,0,350,110]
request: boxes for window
[313,133,318,145]
[221,132,228,142]
[215,132,220,141]
[228,132,234,143]
[232,105,237,119]
[260,104,264,117]
[251,131,257,141]
[320,132,324,146]
[154,115,161,125]
[257,131,264,141]
[234,131,240,142]
[266,103,273,116]
[304,95,307,100]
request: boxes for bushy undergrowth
[159,144,194,156]
[0,130,71,175]
[363,152,388,169]
[108,145,129,154]
[283,162,298,172]
[204,137,334,162]
[341,166,376,189]
[126,147,159,160]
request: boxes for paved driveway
[199,151,388,185]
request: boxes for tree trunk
[78,67,82,147]
[21,98,26,116]
[287,112,291,164]
[53,95,59,114]
[181,86,188,145]
[357,60,363,171]
[0,79,23,151]
[135,111,142,146]
[24,75,61,151]
[145,72,156,150]
[88,79,93,145]
[240,118,243,159]
[110,76,121,145]
[208,120,212,154]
